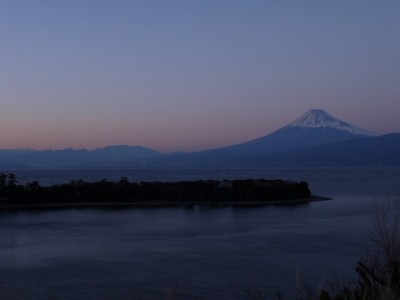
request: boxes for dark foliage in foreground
[293,204,400,300]
[0,173,311,206]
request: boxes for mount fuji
[279,109,378,136]
[228,109,379,154]
[160,109,380,166]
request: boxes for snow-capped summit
[284,109,379,136]
[225,108,381,155]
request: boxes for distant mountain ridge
[0,145,161,168]
[0,109,397,168]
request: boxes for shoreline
[0,177,324,211]
[0,195,331,211]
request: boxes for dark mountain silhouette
[242,133,400,167]
[0,109,396,168]
[0,145,161,168]
[153,109,380,167]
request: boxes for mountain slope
[244,133,400,167]
[226,109,379,154]
[157,109,379,166]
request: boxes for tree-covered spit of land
[0,173,315,208]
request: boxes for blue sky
[1,0,399,152]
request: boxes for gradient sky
[1,0,399,152]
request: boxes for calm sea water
[1,168,400,299]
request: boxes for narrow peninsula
[0,173,327,210]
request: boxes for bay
[0,168,400,299]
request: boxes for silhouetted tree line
[0,173,311,206]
